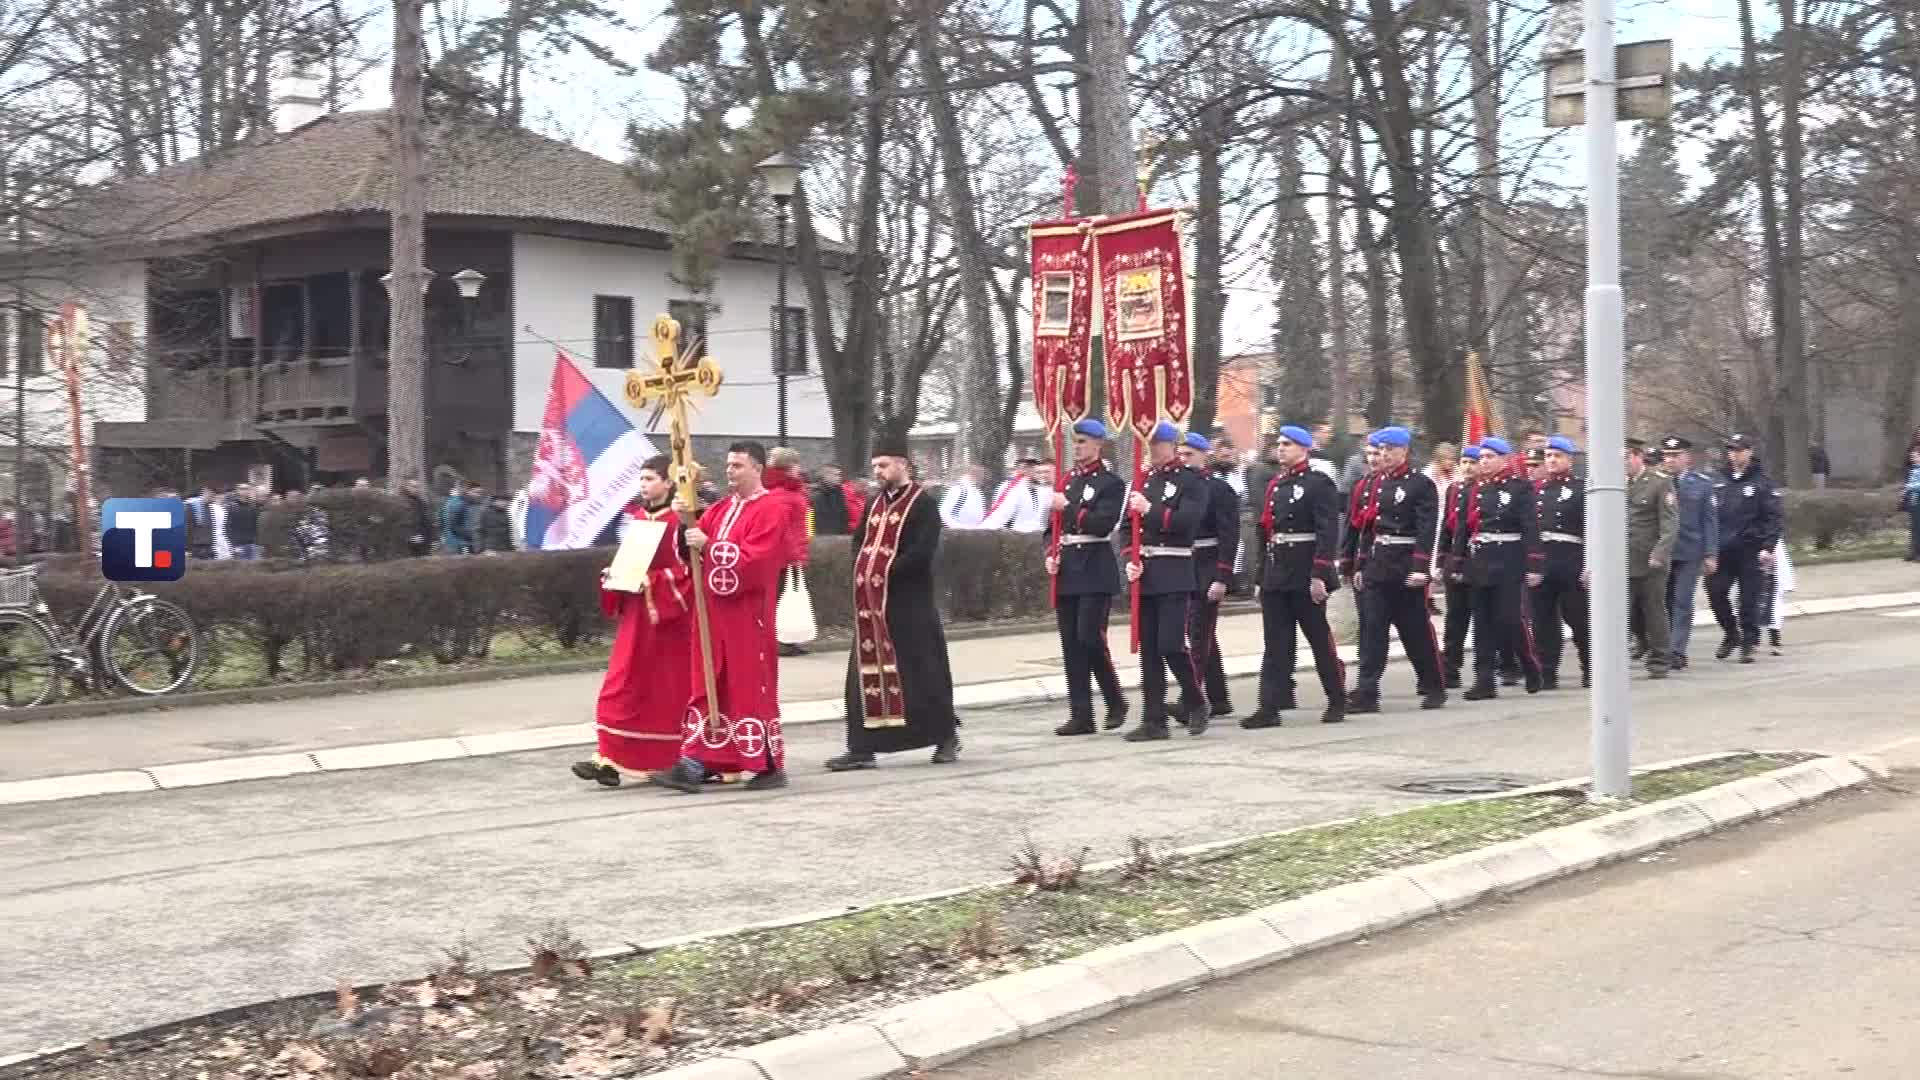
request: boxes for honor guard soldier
[1182,432,1240,719]
[1708,433,1783,664]
[1344,427,1447,714]
[1437,443,1482,689]
[1532,436,1590,689]
[1339,431,1386,659]
[1046,419,1129,736]
[1625,437,1679,678]
[1453,436,1546,699]
[1246,424,1346,728]
[1123,422,1211,740]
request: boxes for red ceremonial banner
[1093,210,1190,438]
[1028,220,1096,430]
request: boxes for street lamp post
[756,152,801,447]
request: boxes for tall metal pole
[774,195,791,446]
[385,0,429,491]
[1584,0,1631,799]
[10,170,28,562]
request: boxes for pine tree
[1268,134,1330,426]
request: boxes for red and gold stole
[853,483,924,729]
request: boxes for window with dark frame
[770,304,808,375]
[17,310,45,376]
[667,298,711,357]
[594,295,636,369]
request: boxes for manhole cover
[1393,775,1534,795]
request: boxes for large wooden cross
[625,315,726,741]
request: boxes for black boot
[1464,682,1497,702]
[1241,711,1283,730]
[1629,640,1647,661]
[1716,636,1738,660]
[1210,700,1235,717]
[1525,669,1543,695]
[1321,702,1347,724]
[1123,720,1171,742]
[745,769,789,791]
[1186,701,1211,737]
[650,759,706,794]
[1055,718,1097,736]
[1444,670,1462,690]
[570,760,601,782]
[1540,670,1560,692]
[1420,690,1447,710]
[1739,643,1756,664]
[1102,702,1130,731]
[1346,685,1381,715]
[931,735,961,764]
[824,752,878,772]
[1768,628,1782,654]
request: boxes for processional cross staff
[625,315,725,741]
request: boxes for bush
[1782,488,1903,550]
[260,488,420,561]
[804,530,1056,626]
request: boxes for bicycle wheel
[0,610,62,710]
[101,599,202,696]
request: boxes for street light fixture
[448,269,486,367]
[756,151,804,446]
[379,268,435,297]
[451,268,487,300]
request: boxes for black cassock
[844,483,959,754]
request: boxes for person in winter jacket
[1902,444,1920,562]
[765,448,815,657]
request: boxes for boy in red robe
[653,440,791,793]
[572,455,692,787]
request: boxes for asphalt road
[940,776,1920,1080]
[3,605,1919,1058]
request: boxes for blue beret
[1183,432,1211,452]
[1547,435,1579,454]
[1278,424,1313,449]
[1480,436,1513,456]
[1462,445,1482,460]
[1072,418,1108,440]
[1149,420,1181,444]
[1374,427,1411,449]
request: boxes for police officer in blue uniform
[1343,427,1447,713]
[1182,432,1240,720]
[1045,419,1129,736]
[1122,421,1211,740]
[1531,435,1590,689]
[1659,435,1719,670]
[1246,424,1345,728]
[1708,433,1784,664]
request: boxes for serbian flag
[522,351,658,550]
[1462,348,1497,448]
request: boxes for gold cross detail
[625,315,723,508]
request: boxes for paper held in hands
[603,519,669,593]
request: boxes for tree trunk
[1736,0,1795,478]
[1188,102,1226,436]
[385,0,430,489]
[1358,0,1457,440]
[1466,0,1512,409]
[1081,0,1137,464]
[1361,215,1395,429]
[916,1,1002,471]
[1775,0,1813,486]
[1325,39,1350,444]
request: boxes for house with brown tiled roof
[2,106,844,497]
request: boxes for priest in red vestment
[573,455,691,787]
[653,440,791,793]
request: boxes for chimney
[274,63,327,133]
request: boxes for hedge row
[26,531,1063,681]
[1780,488,1906,549]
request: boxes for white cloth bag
[775,567,818,645]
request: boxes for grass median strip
[14,752,1811,1080]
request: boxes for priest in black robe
[824,438,961,771]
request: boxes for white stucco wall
[2,258,148,448]
[510,232,835,442]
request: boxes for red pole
[1128,434,1144,653]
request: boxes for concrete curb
[3,587,1914,809]
[0,750,1878,1075]
[651,754,1880,1080]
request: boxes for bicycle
[0,565,202,709]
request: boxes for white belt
[1542,531,1583,544]
[1194,538,1219,548]
[1373,535,1418,547]
[1474,532,1521,544]
[1059,534,1106,546]
[1271,532,1316,544]
[1141,546,1191,558]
